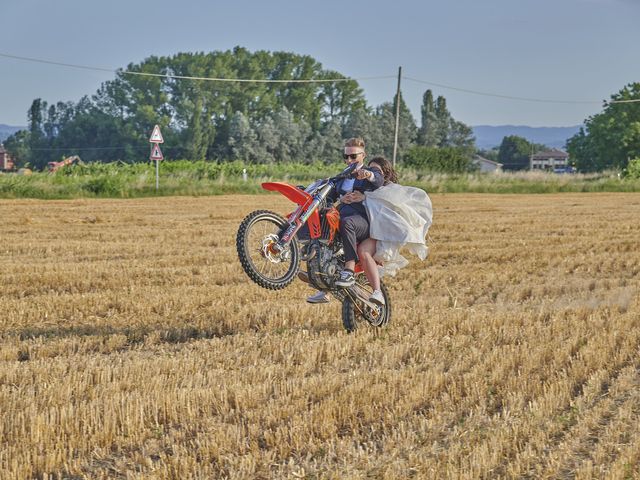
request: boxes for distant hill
[472,125,581,150]
[0,124,25,143]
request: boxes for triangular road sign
[149,124,164,143]
[150,143,164,161]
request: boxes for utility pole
[392,66,402,168]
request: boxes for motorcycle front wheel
[236,210,300,290]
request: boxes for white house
[472,155,503,173]
[530,149,570,170]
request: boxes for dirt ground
[1,193,639,479]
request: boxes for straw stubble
[1,193,639,479]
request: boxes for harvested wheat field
[1,192,640,479]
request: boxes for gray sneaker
[306,291,330,304]
[334,269,355,287]
[369,289,386,306]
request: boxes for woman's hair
[369,156,398,184]
[344,137,366,149]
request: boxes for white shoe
[369,289,385,306]
[306,291,330,304]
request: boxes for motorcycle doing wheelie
[236,162,391,332]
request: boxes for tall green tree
[416,90,475,152]
[498,135,534,170]
[448,120,475,153]
[3,130,30,168]
[27,98,48,169]
[318,70,367,126]
[186,96,208,161]
[342,108,384,157]
[434,95,450,147]
[269,107,312,163]
[90,48,368,162]
[374,92,417,162]
[314,118,344,162]
[227,111,259,162]
[417,89,438,147]
[567,82,640,172]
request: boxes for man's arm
[369,167,384,188]
[355,167,384,189]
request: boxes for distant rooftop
[532,149,569,159]
[473,155,503,166]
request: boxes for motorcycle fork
[276,184,332,250]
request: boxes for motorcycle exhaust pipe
[301,248,316,262]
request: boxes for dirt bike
[236,162,391,332]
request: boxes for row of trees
[566,83,640,172]
[5,47,475,170]
[5,46,639,174]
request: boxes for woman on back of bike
[308,155,431,306]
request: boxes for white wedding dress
[363,183,433,276]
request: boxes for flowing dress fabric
[363,184,433,276]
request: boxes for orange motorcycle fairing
[262,182,312,206]
[262,182,322,239]
[325,207,340,243]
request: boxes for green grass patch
[1,161,639,199]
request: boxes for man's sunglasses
[343,153,363,160]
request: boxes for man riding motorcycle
[302,137,384,305]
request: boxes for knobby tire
[342,281,392,333]
[236,210,300,290]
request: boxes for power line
[28,145,188,152]
[2,51,639,104]
[0,52,394,83]
[29,145,147,151]
[403,75,640,105]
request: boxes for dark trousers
[340,211,370,264]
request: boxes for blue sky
[1,0,638,127]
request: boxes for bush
[83,176,125,196]
[626,158,640,179]
[403,146,473,173]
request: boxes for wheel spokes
[245,218,293,281]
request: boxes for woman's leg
[357,238,380,291]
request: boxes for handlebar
[329,162,359,182]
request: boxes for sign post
[149,125,164,191]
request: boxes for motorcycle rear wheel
[236,210,300,290]
[342,279,391,333]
